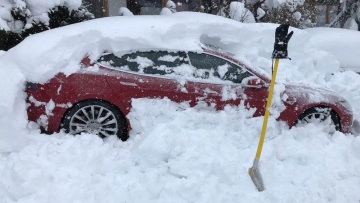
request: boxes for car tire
[61,100,128,141]
[296,106,341,132]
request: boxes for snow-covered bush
[328,0,359,31]
[118,7,134,16]
[343,1,360,30]
[160,0,177,15]
[261,4,301,27]
[214,0,316,28]
[218,1,255,23]
[344,17,358,30]
[258,0,317,28]
[0,0,94,51]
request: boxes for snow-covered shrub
[197,0,217,13]
[0,0,94,51]
[214,0,317,27]
[328,0,359,30]
[261,4,301,27]
[118,7,134,16]
[160,0,177,15]
[344,17,359,30]
[218,1,255,23]
[256,7,266,20]
[259,0,317,28]
[344,1,360,31]
[166,0,177,12]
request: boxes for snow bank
[304,27,360,120]
[306,27,360,72]
[1,12,360,202]
[0,99,359,202]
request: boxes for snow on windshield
[97,51,236,85]
[158,54,182,62]
[127,56,154,70]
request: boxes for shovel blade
[248,159,265,191]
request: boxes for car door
[97,50,196,108]
[186,51,268,116]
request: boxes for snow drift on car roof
[1,12,340,86]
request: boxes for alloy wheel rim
[299,112,336,133]
[69,105,118,137]
[301,112,329,123]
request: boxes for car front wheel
[61,100,128,140]
[296,107,341,133]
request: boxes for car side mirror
[241,77,268,88]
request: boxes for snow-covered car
[26,48,354,140]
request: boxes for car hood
[283,83,347,108]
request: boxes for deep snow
[0,12,360,202]
[306,27,360,72]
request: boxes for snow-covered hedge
[0,0,93,50]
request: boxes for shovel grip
[255,58,279,160]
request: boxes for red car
[26,48,354,140]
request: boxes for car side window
[98,51,189,75]
[188,52,253,83]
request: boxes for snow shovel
[248,24,293,192]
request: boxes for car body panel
[26,49,354,135]
[280,84,353,133]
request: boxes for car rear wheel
[61,100,128,141]
[296,107,341,133]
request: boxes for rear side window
[188,52,253,83]
[98,51,189,75]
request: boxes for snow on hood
[285,82,347,104]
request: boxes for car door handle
[203,88,218,95]
[242,84,264,89]
[120,82,138,87]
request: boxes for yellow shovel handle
[255,58,279,160]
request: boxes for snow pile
[0,99,359,202]
[306,27,360,72]
[302,28,360,118]
[0,12,360,202]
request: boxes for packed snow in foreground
[0,12,360,202]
